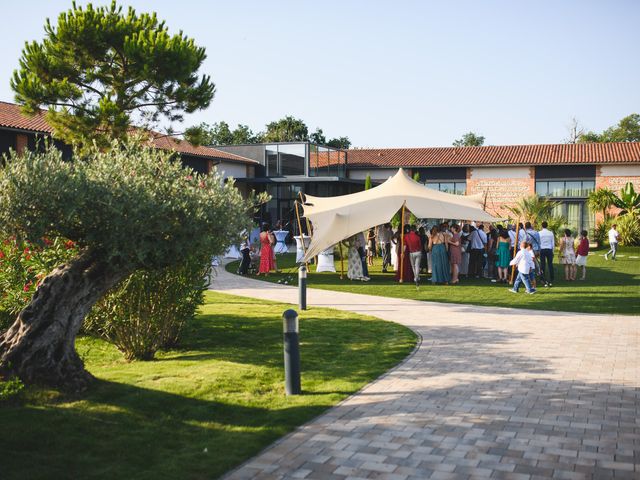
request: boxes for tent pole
[399,202,406,283]
[294,200,307,267]
[510,218,520,284]
[339,242,345,280]
[299,192,316,269]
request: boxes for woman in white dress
[558,229,576,281]
[345,235,367,281]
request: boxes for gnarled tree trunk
[0,252,129,391]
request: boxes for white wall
[348,169,397,181]
[216,162,247,179]
[469,166,530,179]
[599,164,640,177]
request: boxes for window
[266,145,278,176]
[278,144,306,176]
[425,181,466,195]
[535,180,594,198]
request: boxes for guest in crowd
[395,226,413,283]
[418,226,429,274]
[345,235,368,281]
[448,224,462,284]
[487,225,498,280]
[605,224,619,261]
[257,223,276,276]
[366,228,376,266]
[378,223,393,273]
[525,222,541,256]
[559,229,577,281]
[459,224,470,278]
[526,242,538,289]
[509,241,536,294]
[404,225,423,286]
[495,229,511,283]
[429,225,450,285]
[237,236,251,275]
[575,230,590,280]
[468,225,486,278]
[538,221,555,285]
[356,230,369,278]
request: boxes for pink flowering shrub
[0,236,78,330]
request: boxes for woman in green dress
[429,226,450,284]
[495,229,511,283]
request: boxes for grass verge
[0,291,416,480]
[228,246,640,315]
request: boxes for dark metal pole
[282,309,301,395]
[298,265,307,310]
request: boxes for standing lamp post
[298,265,307,310]
[282,309,301,395]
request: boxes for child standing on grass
[508,241,536,294]
[575,230,590,280]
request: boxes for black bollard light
[298,264,307,310]
[282,309,301,395]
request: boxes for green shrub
[0,377,25,403]
[616,214,640,246]
[593,218,613,246]
[85,254,210,360]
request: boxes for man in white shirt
[469,225,486,278]
[538,221,555,285]
[605,224,619,260]
[508,241,536,294]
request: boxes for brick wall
[594,165,640,221]
[466,167,535,219]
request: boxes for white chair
[293,235,311,263]
[316,247,336,273]
[273,230,289,254]
[224,245,242,259]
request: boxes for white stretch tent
[302,168,500,262]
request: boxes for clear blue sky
[1,0,638,147]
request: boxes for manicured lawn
[228,246,640,315]
[0,291,416,480]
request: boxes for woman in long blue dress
[429,226,451,284]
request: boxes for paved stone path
[211,267,640,479]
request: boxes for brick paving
[210,267,640,479]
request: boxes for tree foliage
[263,116,309,142]
[505,195,566,232]
[187,121,262,146]
[11,1,214,147]
[326,136,352,149]
[579,114,640,143]
[587,188,615,219]
[0,142,257,271]
[364,174,372,190]
[309,128,326,145]
[453,132,485,147]
[611,182,640,217]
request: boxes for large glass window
[278,144,306,176]
[550,202,595,236]
[535,180,595,198]
[425,181,466,195]
[266,145,278,176]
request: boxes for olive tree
[0,142,258,390]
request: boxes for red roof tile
[0,101,52,133]
[0,101,257,165]
[347,143,640,168]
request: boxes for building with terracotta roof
[219,141,640,234]
[1,100,639,234]
[0,101,258,181]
